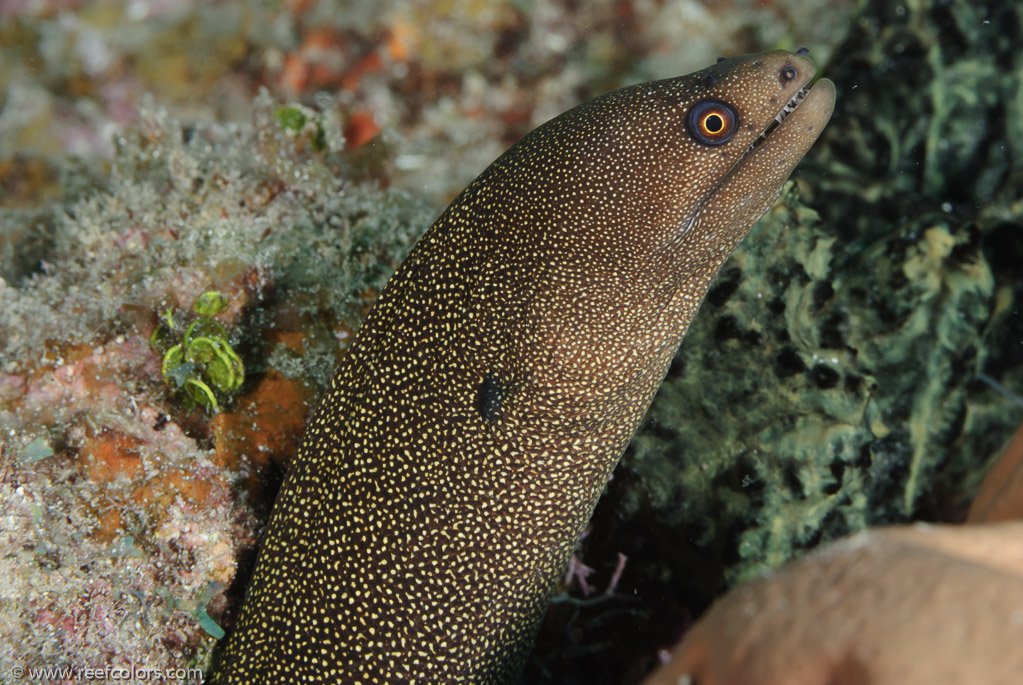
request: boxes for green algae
[150,292,244,412]
[190,582,227,640]
[17,437,55,463]
[623,188,1004,585]
[275,105,327,152]
[613,0,1023,592]
[275,107,309,133]
[193,291,229,317]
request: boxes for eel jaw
[746,85,811,155]
[731,75,835,173]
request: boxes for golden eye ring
[687,100,738,146]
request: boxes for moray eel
[214,49,835,682]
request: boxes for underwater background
[2,0,1021,682]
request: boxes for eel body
[214,50,835,682]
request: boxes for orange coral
[79,430,144,482]
[211,369,314,470]
[386,16,417,63]
[132,469,214,509]
[343,110,381,149]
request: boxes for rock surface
[642,521,1023,685]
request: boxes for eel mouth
[746,84,812,155]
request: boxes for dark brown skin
[213,50,835,683]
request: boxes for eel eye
[687,100,738,146]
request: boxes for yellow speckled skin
[214,51,834,683]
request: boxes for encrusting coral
[0,94,428,675]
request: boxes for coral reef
[0,96,427,677]
[5,0,1020,683]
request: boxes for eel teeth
[775,86,809,124]
[748,86,810,152]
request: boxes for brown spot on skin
[213,50,834,683]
